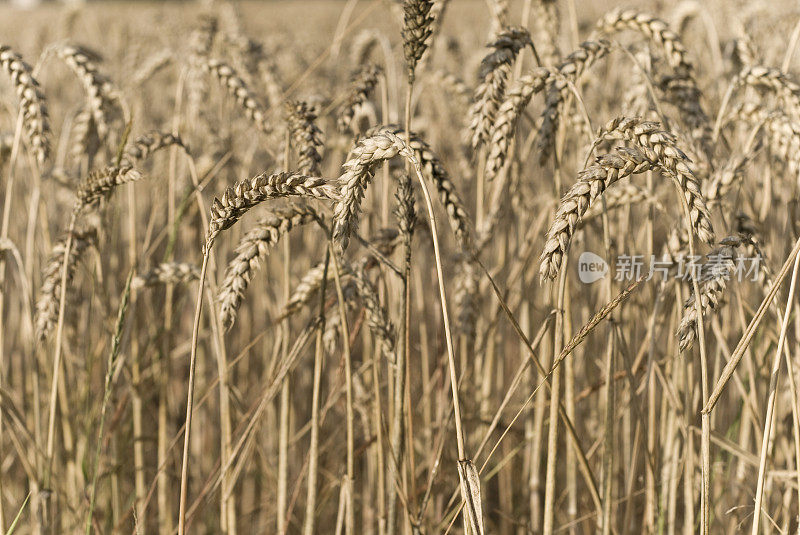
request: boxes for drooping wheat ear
[596,9,711,155]
[350,29,382,66]
[467,26,531,151]
[454,256,480,342]
[393,171,417,242]
[731,37,759,68]
[223,33,284,108]
[706,139,762,206]
[75,165,143,211]
[284,100,323,176]
[282,259,355,319]
[428,70,471,106]
[372,125,473,250]
[189,14,218,57]
[530,0,561,66]
[131,49,173,87]
[536,40,611,164]
[0,44,50,166]
[332,131,417,250]
[428,0,450,40]
[488,0,509,37]
[581,182,663,223]
[206,171,339,249]
[218,205,320,329]
[765,113,800,179]
[204,58,271,134]
[120,131,187,167]
[540,146,654,282]
[677,239,743,351]
[0,133,12,167]
[337,64,382,134]
[186,15,218,116]
[53,45,120,140]
[484,68,550,181]
[35,229,95,342]
[132,262,200,290]
[69,107,101,164]
[282,260,328,318]
[322,290,357,354]
[733,66,800,116]
[351,261,396,361]
[402,0,435,83]
[662,226,690,268]
[594,117,715,245]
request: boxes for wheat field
[0,0,799,533]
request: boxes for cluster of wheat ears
[1,0,800,533]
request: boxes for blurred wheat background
[0,0,799,533]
